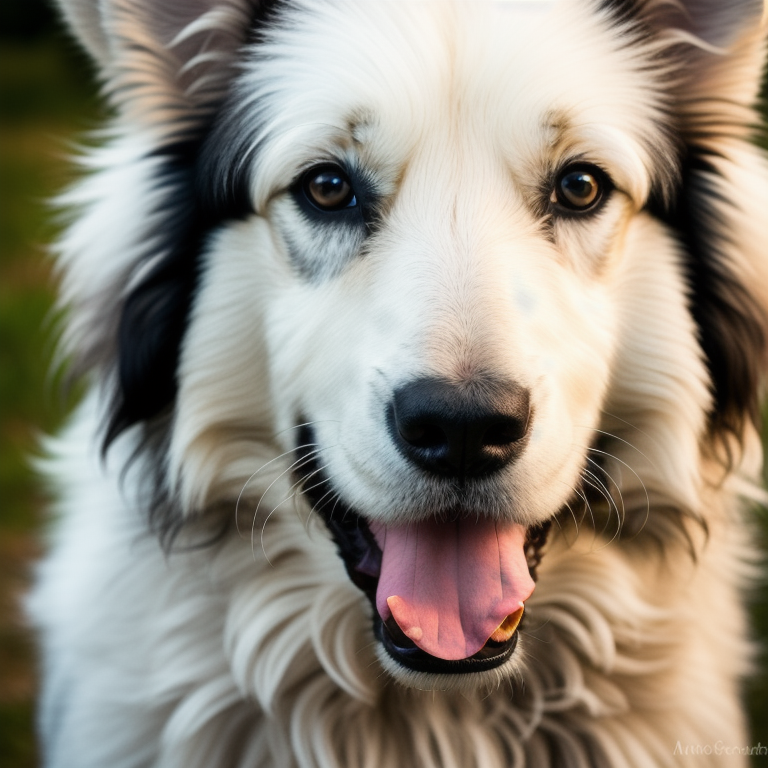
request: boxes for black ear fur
[600,0,768,450]
[597,0,766,46]
[102,2,282,451]
[103,136,256,450]
[649,150,768,453]
[105,147,203,447]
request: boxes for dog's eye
[302,165,357,211]
[551,165,607,212]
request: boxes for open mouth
[295,426,551,675]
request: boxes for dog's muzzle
[294,421,550,675]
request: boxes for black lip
[376,615,520,674]
[294,424,549,675]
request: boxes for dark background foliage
[0,1,766,765]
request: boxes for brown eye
[303,165,356,211]
[551,165,606,212]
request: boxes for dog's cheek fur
[601,214,713,535]
[167,220,280,513]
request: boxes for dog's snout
[387,377,532,478]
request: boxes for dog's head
[57,0,768,688]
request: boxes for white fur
[31,0,768,765]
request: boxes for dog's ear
[54,1,280,452]
[57,0,255,68]
[639,0,766,48]
[600,0,767,104]
[55,0,113,67]
[613,0,768,452]
[55,0,277,129]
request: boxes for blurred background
[1,2,103,765]
[0,2,767,766]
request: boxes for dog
[29,0,768,765]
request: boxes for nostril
[398,420,446,449]
[483,416,527,447]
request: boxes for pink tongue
[370,518,534,661]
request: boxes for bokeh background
[0,2,767,766]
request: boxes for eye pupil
[556,168,602,210]
[305,167,355,210]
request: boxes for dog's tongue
[370,518,534,661]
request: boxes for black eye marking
[302,164,357,211]
[550,164,612,214]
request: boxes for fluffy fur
[30,0,768,766]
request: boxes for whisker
[581,466,622,542]
[572,486,597,541]
[257,491,303,566]
[585,455,629,539]
[585,455,626,519]
[273,419,341,441]
[247,449,321,556]
[585,446,651,536]
[553,480,584,543]
[587,426,658,473]
[304,486,339,531]
[596,411,661,455]
[235,445,315,538]
[257,465,329,564]
[579,472,613,537]
[327,491,344,523]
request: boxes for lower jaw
[376,615,520,674]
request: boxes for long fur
[30,0,768,766]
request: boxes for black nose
[387,377,532,479]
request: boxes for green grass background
[0,7,767,768]
[0,8,103,765]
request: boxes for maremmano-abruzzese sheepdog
[30,0,768,766]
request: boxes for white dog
[31,0,768,766]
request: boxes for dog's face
[258,2,646,520]
[58,0,768,690]
[175,0,696,684]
